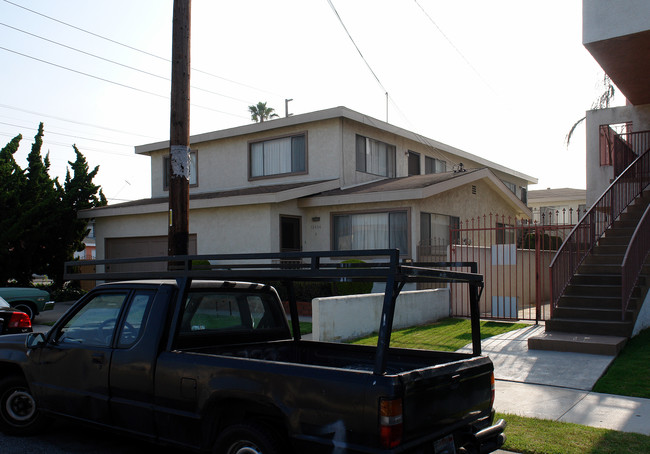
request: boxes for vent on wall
[472,185,477,195]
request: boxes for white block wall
[312,289,450,342]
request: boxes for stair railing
[621,201,650,320]
[550,147,650,313]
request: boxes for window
[57,293,128,347]
[408,151,420,176]
[164,150,198,189]
[332,211,408,253]
[250,134,306,178]
[355,135,396,177]
[502,180,517,195]
[420,213,460,247]
[520,187,528,204]
[117,291,154,348]
[178,290,285,335]
[496,222,515,244]
[425,157,446,174]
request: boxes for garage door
[105,235,197,272]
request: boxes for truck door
[31,291,130,424]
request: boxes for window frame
[408,150,421,176]
[331,208,410,256]
[248,132,308,180]
[355,134,396,178]
[424,156,447,174]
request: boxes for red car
[0,296,32,335]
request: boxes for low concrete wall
[312,289,450,342]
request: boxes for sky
[0,0,621,204]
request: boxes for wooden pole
[168,0,191,258]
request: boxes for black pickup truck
[0,250,505,453]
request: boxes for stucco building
[81,107,535,261]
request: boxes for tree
[0,124,106,287]
[565,74,616,147]
[248,101,279,123]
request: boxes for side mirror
[25,332,46,349]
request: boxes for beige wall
[150,119,343,199]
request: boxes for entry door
[280,216,302,252]
[31,292,129,424]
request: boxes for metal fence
[418,214,576,321]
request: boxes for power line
[0,103,161,141]
[414,0,496,95]
[0,120,134,147]
[0,46,250,120]
[2,0,283,99]
[325,0,388,95]
[0,22,257,105]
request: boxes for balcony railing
[550,146,650,313]
[600,126,650,178]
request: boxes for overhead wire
[2,0,283,98]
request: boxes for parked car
[0,296,32,335]
[0,287,55,320]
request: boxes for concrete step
[577,263,622,274]
[545,318,633,337]
[563,284,621,297]
[583,254,623,265]
[557,294,623,309]
[553,306,635,322]
[528,331,627,355]
[570,273,621,286]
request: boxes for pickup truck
[0,250,505,453]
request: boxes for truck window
[117,291,154,348]
[178,290,284,337]
[57,293,128,347]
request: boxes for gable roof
[528,188,586,204]
[298,168,531,217]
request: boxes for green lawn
[349,317,528,351]
[499,412,650,454]
[593,327,650,398]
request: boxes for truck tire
[0,376,45,436]
[214,422,285,454]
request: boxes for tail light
[490,372,496,408]
[379,397,403,448]
[9,312,32,329]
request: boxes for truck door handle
[92,353,105,365]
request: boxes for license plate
[433,434,455,454]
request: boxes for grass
[498,412,650,454]
[348,317,528,351]
[593,327,650,398]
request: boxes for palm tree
[565,74,616,147]
[248,102,279,123]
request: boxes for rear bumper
[475,418,507,454]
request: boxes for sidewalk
[459,324,650,436]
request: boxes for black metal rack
[64,249,484,375]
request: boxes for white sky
[0,0,621,204]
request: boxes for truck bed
[183,339,475,375]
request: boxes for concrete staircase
[529,192,650,355]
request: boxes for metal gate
[417,214,577,321]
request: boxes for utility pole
[168,0,191,259]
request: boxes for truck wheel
[0,376,45,436]
[214,423,285,454]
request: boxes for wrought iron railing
[600,126,650,178]
[550,147,650,312]
[621,202,650,320]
